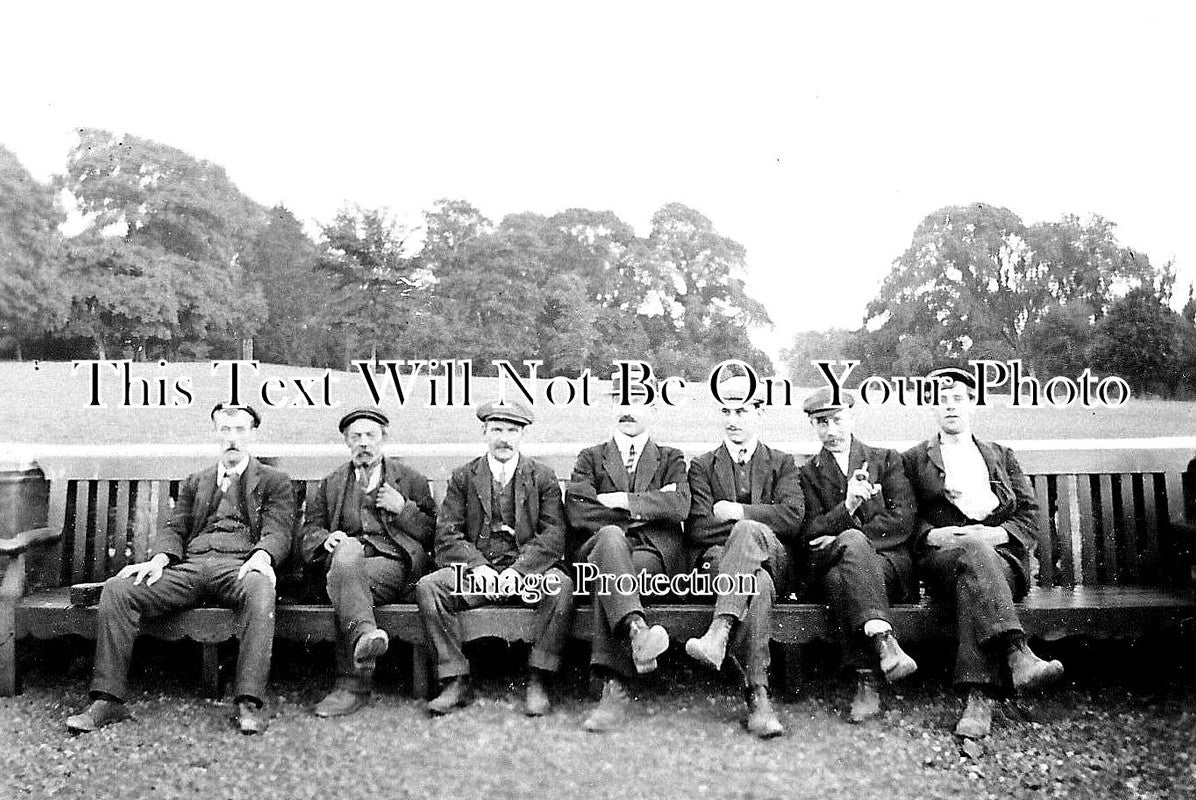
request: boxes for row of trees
[1,131,773,377]
[782,203,1192,398]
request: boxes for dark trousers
[92,554,275,703]
[580,525,666,679]
[808,529,911,669]
[699,519,792,688]
[325,538,411,692]
[918,538,1023,690]
[415,565,575,680]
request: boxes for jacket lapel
[513,456,529,535]
[713,445,737,503]
[193,466,219,533]
[241,459,261,535]
[819,448,847,493]
[602,440,630,492]
[328,463,351,531]
[634,440,660,493]
[749,444,768,504]
[473,458,493,529]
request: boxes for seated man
[798,386,918,723]
[904,367,1064,739]
[66,404,293,735]
[684,374,804,739]
[300,407,437,717]
[416,399,574,717]
[565,387,689,732]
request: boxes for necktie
[357,466,371,490]
[219,474,231,493]
[738,448,749,465]
[625,444,637,476]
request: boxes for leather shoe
[1008,641,1064,690]
[235,700,269,735]
[744,685,784,738]
[630,623,669,674]
[849,669,882,723]
[954,690,994,739]
[66,698,131,733]
[584,678,629,732]
[427,676,473,716]
[525,672,551,717]
[352,628,389,671]
[873,631,917,683]
[314,687,370,718]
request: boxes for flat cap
[476,398,535,426]
[802,386,855,418]
[210,402,261,428]
[338,406,390,433]
[715,374,764,406]
[927,367,977,391]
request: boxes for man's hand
[115,553,170,586]
[597,492,629,510]
[809,535,836,551]
[660,483,677,493]
[925,525,1007,549]
[238,550,276,588]
[497,567,522,598]
[844,461,881,513]
[323,530,348,553]
[471,564,502,601]
[713,500,745,522]
[925,526,967,547]
[376,484,407,514]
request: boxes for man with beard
[904,367,1064,739]
[66,404,294,735]
[684,373,804,739]
[300,407,437,717]
[416,399,574,717]
[564,387,689,731]
[797,386,918,723]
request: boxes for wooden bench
[2,440,1195,698]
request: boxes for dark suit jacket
[150,457,294,566]
[902,435,1039,588]
[798,437,916,553]
[299,457,437,576]
[685,442,805,555]
[434,454,565,576]
[564,438,691,576]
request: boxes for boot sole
[632,626,670,674]
[882,658,918,683]
[684,639,724,671]
[1013,662,1064,691]
[353,630,390,670]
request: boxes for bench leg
[0,554,26,696]
[201,643,220,698]
[775,643,803,699]
[411,643,430,699]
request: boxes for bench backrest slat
[1119,476,1139,583]
[1076,475,1098,585]
[92,480,111,583]
[71,481,91,585]
[111,480,132,572]
[1140,474,1161,582]
[132,480,154,565]
[1096,475,1118,584]
[1031,475,1054,586]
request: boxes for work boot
[849,669,882,723]
[525,670,551,717]
[954,689,995,739]
[427,676,473,716]
[685,615,732,671]
[629,617,670,674]
[314,687,370,718]
[744,684,784,738]
[66,698,131,733]
[352,627,389,671]
[1007,639,1064,690]
[235,699,269,735]
[873,630,917,683]
[583,677,630,732]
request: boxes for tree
[1091,286,1184,397]
[243,205,333,366]
[317,205,426,366]
[781,329,852,385]
[0,146,68,359]
[60,129,268,359]
[1021,302,1095,379]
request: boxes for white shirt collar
[217,454,249,483]
[354,458,383,492]
[487,453,519,485]
[723,437,759,463]
[613,431,650,460]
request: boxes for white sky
[3,1,1194,362]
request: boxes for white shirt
[614,431,650,474]
[354,460,382,492]
[723,437,759,465]
[217,455,249,492]
[939,435,1000,521]
[830,444,851,478]
[487,453,518,487]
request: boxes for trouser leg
[328,542,410,691]
[711,520,790,620]
[813,530,899,670]
[586,526,666,678]
[91,562,206,700]
[920,539,1022,690]
[207,558,278,704]
[527,567,575,673]
[415,566,486,680]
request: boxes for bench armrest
[0,526,61,558]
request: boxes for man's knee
[548,569,575,605]
[834,528,870,554]
[957,536,1001,569]
[329,537,365,571]
[589,526,627,562]
[239,572,276,613]
[415,568,453,609]
[729,519,770,546]
[750,569,776,606]
[98,575,133,610]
